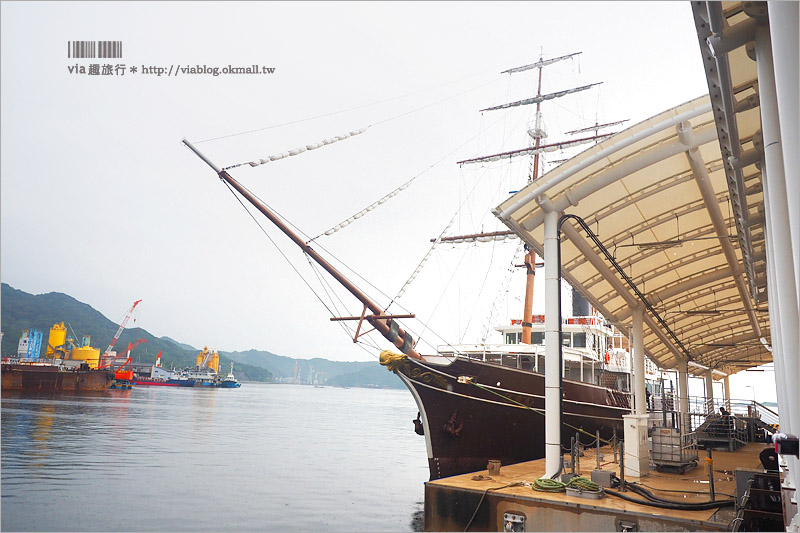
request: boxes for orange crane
[114,339,135,387]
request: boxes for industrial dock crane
[100,300,142,367]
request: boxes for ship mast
[523,54,547,345]
[182,138,424,361]
[466,53,592,344]
[435,54,626,345]
[529,53,546,184]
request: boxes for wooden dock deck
[425,443,769,531]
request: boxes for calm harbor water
[1,383,429,532]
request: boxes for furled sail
[480,83,601,113]
[244,126,369,168]
[457,133,613,165]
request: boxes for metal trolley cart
[650,427,699,474]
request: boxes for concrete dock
[424,443,770,531]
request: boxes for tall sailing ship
[184,52,641,480]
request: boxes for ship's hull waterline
[380,352,630,480]
[1,364,115,392]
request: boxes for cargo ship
[1,361,114,392]
[1,324,114,392]
[171,346,232,387]
[132,351,196,387]
[133,375,197,387]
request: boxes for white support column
[678,360,690,431]
[756,20,800,490]
[705,370,715,414]
[624,306,649,477]
[623,304,650,477]
[544,209,561,477]
[632,306,646,415]
[723,376,731,406]
[768,1,799,305]
[764,150,795,491]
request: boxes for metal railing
[647,394,779,435]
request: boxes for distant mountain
[0,283,271,382]
[0,283,404,389]
[225,349,372,378]
[326,364,403,389]
[222,348,403,389]
[161,336,197,351]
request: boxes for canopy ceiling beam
[612,267,733,322]
[679,120,762,340]
[599,262,739,316]
[693,331,764,357]
[560,222,689,364]
[576,226,729,296]
[591,234,730,292]
[694,0,760,300]
[506,124,718,233]
[495,102,714,223]
[588,196,719,253]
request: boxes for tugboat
[218,362,241,388]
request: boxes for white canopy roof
[494,4,770,377]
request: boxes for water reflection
[2,385,427,532]
[410,503,424,531]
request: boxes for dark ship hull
[1,363,114,392]
[380,352,631,480]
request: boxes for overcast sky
[3,1,773,399]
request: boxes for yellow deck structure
[425,443,772,531]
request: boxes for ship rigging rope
[479,243,523,344]
[194,64,507,145]
[224,176,384,356]
[218,179,348,324]
[219,164,465,363]
[385,150,515,347]
[310,98,518,243]
[390,212,457,302]
[220,75,503,170]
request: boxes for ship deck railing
[435,344,635,392]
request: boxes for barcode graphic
[68,41,122,59]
